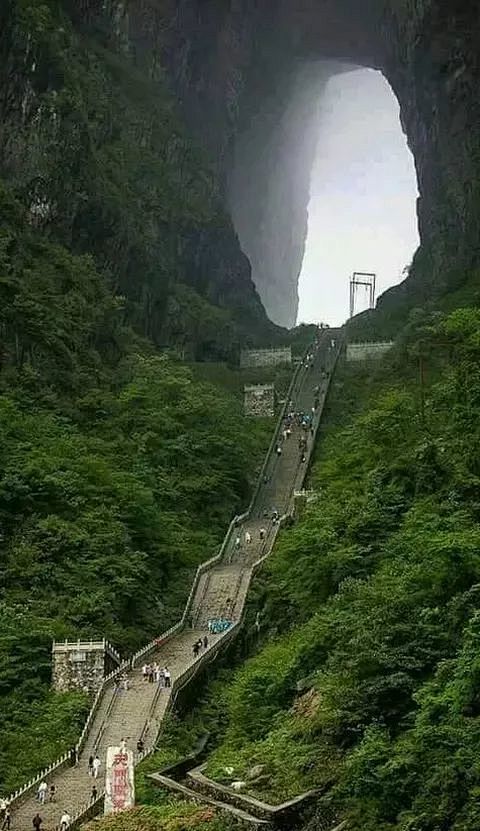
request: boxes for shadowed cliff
[2,0,480,337]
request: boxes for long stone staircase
[9,332,340,831]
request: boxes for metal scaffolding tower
[349,272,376,318]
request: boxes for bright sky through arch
[297,68,419,326]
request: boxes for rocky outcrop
[0,0,278,359]
[228,63,331,327]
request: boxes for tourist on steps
[1,809,10,830]
[235,535,241,550]
[245,531,251,544]
[49,784,56,803]
[259,527,266,540]
[88,754,94,776]
[32,813,42,831]
[91,785,98,803]
[59,810,71,831]
[192,641,200,658]
[164,666,171,687]
[92,755,101,779]
[136,738,144,755]
[36,782,47,804]
[203,635,208,650]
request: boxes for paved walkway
[12,334,338,830]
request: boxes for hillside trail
[12,334,338,831]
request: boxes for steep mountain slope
[135,307,480,831]
[0,0,277,359]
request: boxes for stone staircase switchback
[9,333,341,831]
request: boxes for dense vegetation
[138,306,480,831]
[0,175,282,793]
[87,803,238,831]
[0,0,297,795]
[3,6,480,831]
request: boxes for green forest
[0,176,282,792]
[0,0,286,796]
[137,303,480,831]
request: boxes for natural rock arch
[6,0,480,329]
[150,0,480,325]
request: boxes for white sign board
[104,746,135,814]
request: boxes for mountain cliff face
[1,1,479,334]
[0,0,278,359]
[146,0,480,324]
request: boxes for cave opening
[228,63,419,330]
[297,68,419,326]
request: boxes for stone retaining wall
[346,341,393,362]
[244,384,275,417]
[187,764,319,826]
[240,348,292,368]
[52,641,120,694]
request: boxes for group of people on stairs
[141,662,171,687]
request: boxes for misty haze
[298,67,419,326]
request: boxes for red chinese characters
[112,753,129,811]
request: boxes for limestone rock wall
[3,0,479,333]
[136,0,480,324]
